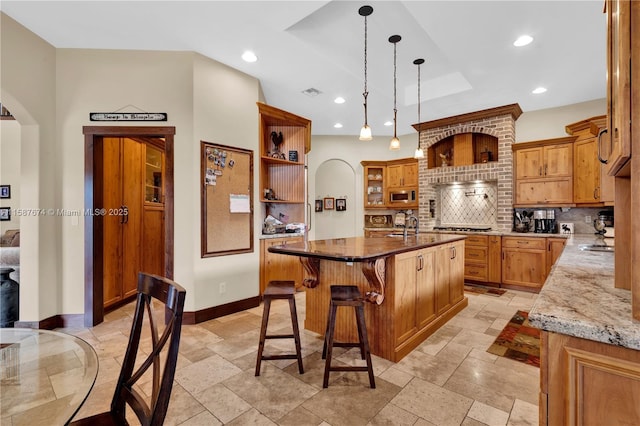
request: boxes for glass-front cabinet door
[145,144,164,204]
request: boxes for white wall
[0,120,21,232]
[516,98,606,142]
[314,159,357,240]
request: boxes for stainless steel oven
[388,189,417,204]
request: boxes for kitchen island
[268,233,467,362]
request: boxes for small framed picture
[288,150,298,162]
[0,185,10,199]
[0,207,10,221]
[323,197,334,210]
[336,198,346,211]
[315,199,323,212]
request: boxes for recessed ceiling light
[532,87,547,94]
[384,121,393,126]
[513,35,533,47]
[334,123,343,128]
[334,97,345,104]
[241,51,257,63]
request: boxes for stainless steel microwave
[389,189,417,204]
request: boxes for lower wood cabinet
[464,235,502,284]
[546,238,566,276]
[259,237,304,295]
[541,331,640,425]
[392,239,464,351]
[502,237,547,289]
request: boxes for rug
[487,310,540,367]
[464,283,506,297]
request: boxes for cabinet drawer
[465,246,488,263]
[465,235,488,246]
[502,237,546,250]
[465,263,488,281]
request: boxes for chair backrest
[110,272,186,426]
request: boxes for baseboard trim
[183,295,261,325]
[13,297,261,329]
[15,313,85,330]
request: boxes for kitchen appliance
[545,209,557,234]
[533,210,547,233]
[389,189,417,204]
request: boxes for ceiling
[2,1,607,137]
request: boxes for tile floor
[64,288,540,426]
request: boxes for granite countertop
[528,234,640,350]
[268,234,466,262]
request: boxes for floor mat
[486,310,540,367]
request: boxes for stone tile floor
[63,288,540,425]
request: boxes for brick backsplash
[417,113,516,232]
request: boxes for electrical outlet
[559,222,574,234]
[585,215,592,223]
[219,282,226,294]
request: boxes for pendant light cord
[393,40,397,138]
[363,11,369,124]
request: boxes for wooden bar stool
[322,285,375,388]
[255,280,304,376]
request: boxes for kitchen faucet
[403,214,419,238]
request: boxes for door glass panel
[145,145,163,203]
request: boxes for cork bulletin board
[201,141,253,257]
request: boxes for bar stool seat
[255,280,304,376]
[322,285,375,388]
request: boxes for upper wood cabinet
[257,102,311,224]
[566,115,615,206]
[602,0,632,177]
[387,162,418,188]
[362,158,418,209]
[513,137,576,207]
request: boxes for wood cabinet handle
[539,166,542,176]
[597,128,609,164]
[517,241,529,245]
[544,164,548,175]
[417,254,424,271]
[594,186,600,200]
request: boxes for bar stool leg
[355,304,376,388]
[288,296,304,374]
[255,297,272,376]
[321,299,333,360]
[322,302,338,388]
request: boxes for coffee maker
[534,209,557,233]
[533,210,547,233]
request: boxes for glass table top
[0,328,99,425]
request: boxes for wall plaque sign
[89,112,167,121]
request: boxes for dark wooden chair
[71,272,186,426]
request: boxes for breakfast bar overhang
[269,234,468,362]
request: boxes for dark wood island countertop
[268,233,466,262]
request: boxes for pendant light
[388,35,401,150]
[413,58,425,159]
[359,5,373,141]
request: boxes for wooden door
[546,238,566,276]
[502,247,546,288]
[574,138,600,203]
[415,249,435,329]
[449,241,465,304]
[260,237,304,294]
[402,163,418,186]
[543,143,572,177]
[102,137,163,309]
[386,164,403,188]
[434,244,452,315]
[516,147,544,179]
[394,251,418,346]
[487,236,502,283]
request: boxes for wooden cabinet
[257,102,311,224]
[362,158,418,209]
[102,137,165,309]
[501,236,567,290]
[394,248,436,346]
[463,234,502,284]
[546,238,566,276]
[566,116,615,206]
[501,237,547,290]
[387,162,418,188]
[391,239,465,359]
[513,137,576,206]
[363,163,385,208]
[259,237,304,294]
[435,240,464,314]
[541,331,640,425]
[603,0,632,177]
